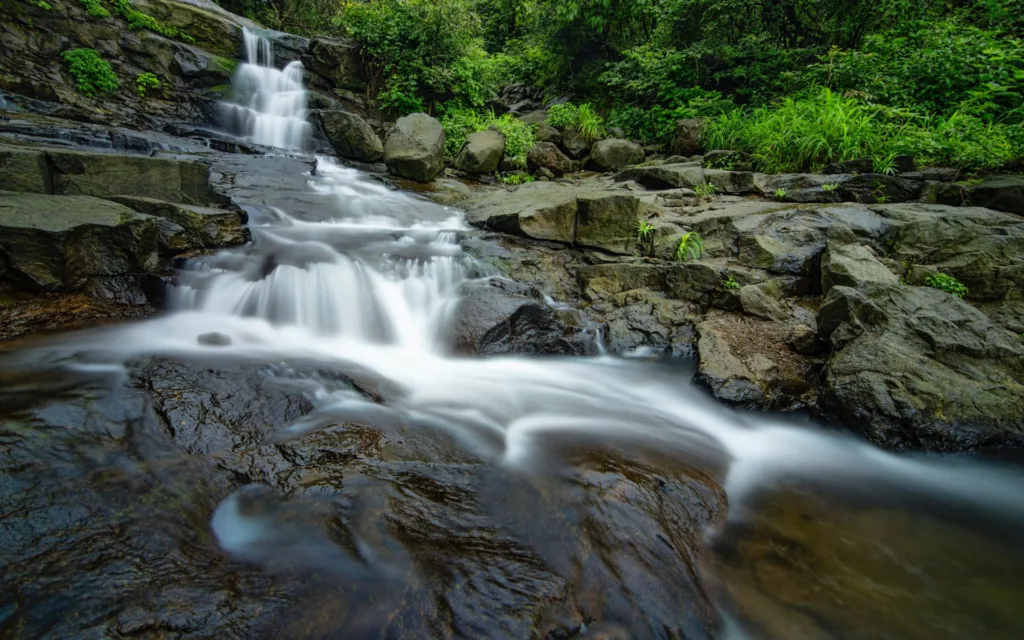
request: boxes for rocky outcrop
[818,283,1024,451]
[820,243,898,293]
[447,278,595,355]
[300,36,365,93]
[614,163,705,189]
[591,138,645,172]
[454,130,506,175]
[384,113,445,182]
[315,110,384,162]
[921,174,1024,215]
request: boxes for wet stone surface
[0,357,727,639]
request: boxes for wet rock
[786,323,822,355]
[820,242,898,294]
[590,139,645,172]
[198,331,232,346]
[670,118,705,156]
[0,144,50,192]
[454,129,506,175]
[527,142,575,176]
[591,289,699,356]
[301,36,365,92]
[384,113,445,182]
[419,178,473,206]
[104,195,247,252]
[818,282,1024,451]
[0,193,158,292]
[535,122,562,145]
[739,281,790,322]
[447,278,594,356]
[703,169,757,195]
[315,110,384,162]
[579,261,721,304]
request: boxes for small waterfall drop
[221,28,311,150]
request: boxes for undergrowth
[440,107,536,168]
[62,48,120,97]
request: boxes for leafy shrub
[722,276,741,290]
[79,0,110,17]
[675,231,704,262]
[439,106,536,167]
[499,173,535,185]
[62,48,120,97]
[925,272,969,298]
[135,72,160,97]
[693,182,717,200]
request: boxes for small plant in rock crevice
[773,188,789,199]
[62,48,120,97]
[36,1,53,10]
[925,272,968,299]
[635,220,656,255]
[693,181,717,201]
[722,276,741,290]
[135,72,160,97]
[79,0,110,17]
[873,152,898,176]
[822,183,840,192]
[499,173,534,185]
[675,231,704,262]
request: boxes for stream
[1,30,1023,640]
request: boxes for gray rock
[669,118,705,156]
[447,278,593,356]
[534,122,562,144]
[315,110,384,162]
[739,281,790,322]
[103,196,248,253]
[820,242,898,294]
[818,282,1024,451]
[0,193,158,292]
[384,113,445,182]
[301,36,365,91]
[562,130,592,159]
[590,139,645,172]
[614,163,705,190]
[527,142,574,176]
[693,321,764,406]
[921,174,1024,215]
[454,130,506,175]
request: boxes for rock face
[820,243,898,293]
[922,174,1024,215]
[562,129,592,158]
[614,163,705,189]
[315,111,384,162]
[454,130,506,175]
[0,193,159,293]
[818,283,1024,451]
[591,139,645,172]
[0,145,227,206]
[384,113,445,182]
[527,142,575,176]
[301,36,365,92]
[447,279,594,356]
[670,118,705,156]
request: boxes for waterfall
[221,28,311,150]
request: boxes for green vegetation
[136,72,160,97]
[36,1,53,10]
[209,0,1023,172]
[79,0,109,17]
[499,173,535,185]
[548,102,606,141]
[111,0,196,43]
[636,220,656,255]
[822,183,840,192]
[440,107,536,166]
[925,272,969,298]
[773,188,789,199]
[693,181,717,201]
[722,276,741,291]
[675,231,704,262]
[62,48,120,97]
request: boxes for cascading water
[220,28,311,150]
[6,43,1024,640]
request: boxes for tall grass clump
[547,102,606,141]
[705,87,1023,172]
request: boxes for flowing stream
[5,31,1024,639]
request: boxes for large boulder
[527,142,575,176]
[669,119,705,156]
[562,130,592,159]
[0,193,158,292]
[454,130,506,175]
[103,196,248,253]
[447,278,594,356]
[818,283,1024,451]
[534,122,562,145]
[921,174,1024,216]
[315,110,384,162]
[614,163,705,190]
[591,139,645,172]
[384,113,445,182]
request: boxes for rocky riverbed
[2,1,1024,638]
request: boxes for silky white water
[221,28,311,150]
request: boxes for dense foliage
[62,48,120,97]
[219,0,1024,170]
[440,107,536,166]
